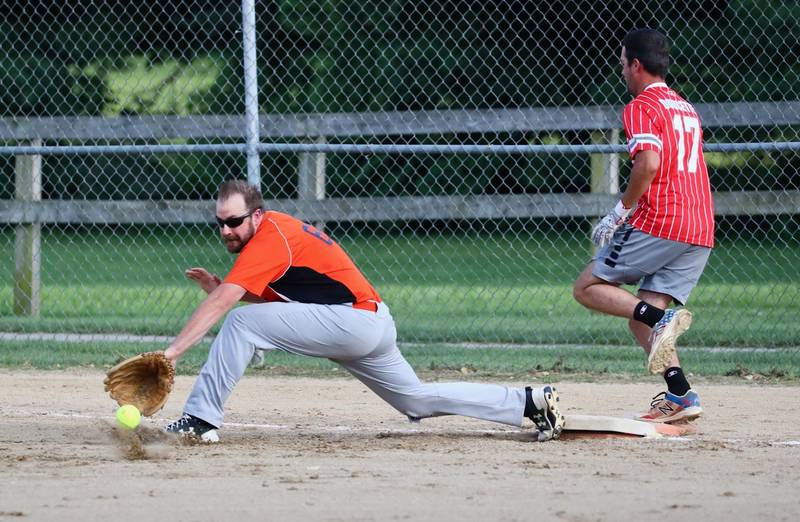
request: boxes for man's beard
[223,223,254,253]
[225,239,245,253]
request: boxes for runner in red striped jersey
[624,84,715,247]
[573,28,714,424]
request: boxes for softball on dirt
[116,404,141,429]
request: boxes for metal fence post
[13,140,42,316]
[590,129,620,195]
[298,136,327,230]
[589,129,620,251]
[241,0,261,188]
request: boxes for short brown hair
[217,179,263,211]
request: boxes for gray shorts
[591,224,711,305]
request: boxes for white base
[563,414,659,437]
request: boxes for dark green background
[0,1,798,199]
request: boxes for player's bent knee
[223,307,253,329]
[572,284,582,303]
[573,281,589,305]
[214,309,258,351]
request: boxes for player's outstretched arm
[164,282,246,363]
[185,267,222,294]
[186,267,265,303]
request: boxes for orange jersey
[223,211,381,307]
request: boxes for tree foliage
[0,1,797,199]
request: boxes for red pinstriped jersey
[623,82,715,247]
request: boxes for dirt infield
[1,371,799,521]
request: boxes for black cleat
[526,385,565,441]
[165,413,219,443]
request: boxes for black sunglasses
[215,209,256,228]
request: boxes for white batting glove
[591,201,633,247]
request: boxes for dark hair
[217,179,263,211]
[623,28,670,78]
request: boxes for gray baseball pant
[183,301,528,428]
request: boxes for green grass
[1,226,799,347]
[1,340,798,380]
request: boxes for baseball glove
[103,351,175,417]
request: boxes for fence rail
[3,191,799,225]
[2,101,799,141]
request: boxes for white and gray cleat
[527,385,565,442]
[165,413,220,443]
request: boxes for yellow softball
[116,404,141,429]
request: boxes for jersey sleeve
[623,101,662,160]
[222,220,291,297]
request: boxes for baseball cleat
[165,413,220,443]
[526,385,565,441]
[636,390,703,423]
[647,308,693,375]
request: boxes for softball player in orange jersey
[163,180,564,442]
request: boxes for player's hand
[163,348,179,366]
[185,267,222,294]
[591,201,633,247]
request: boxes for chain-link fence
[1,1,798,347]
